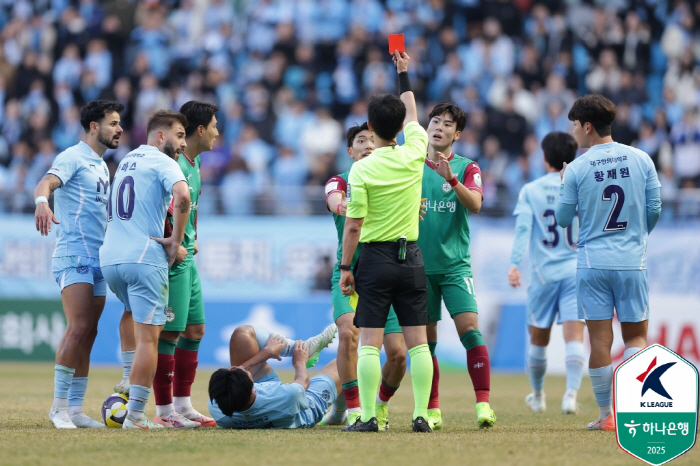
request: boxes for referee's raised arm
[339,49,433,434]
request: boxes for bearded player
[418,103,496,429]
[320,123,408,430]
[148,101,220,428]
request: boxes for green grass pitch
[0,363,697,466]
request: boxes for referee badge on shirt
[442,182,452,193]
[346,184,352,201]
[165,307,175,322]
[474,173,482,187]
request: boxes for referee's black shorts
[354,241,428,328]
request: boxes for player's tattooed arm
[175,198,191,214]
[43,174,63,192]
[34,174,62,236]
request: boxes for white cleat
[114,378,130,395]
[154,411,200,428]
[561,396,580,414]
[320,408,347,426]
[305,323,338,368]
[49,407,77,428]
[71,412,106,428]
[123,415,164,429]
[525,393,546,413]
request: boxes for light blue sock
[527,345,547,393]
[127,384,151,416]
[589,364,613,408]
[565,341,586,390]
[252,326,295,357]
[121,350,135,379]
[623,346,642,361]
[54,364,75,399]
[68,377,88,407]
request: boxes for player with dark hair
[339,51,433,433]
[321,122,408,429]
[208,325,339,429]
[34,100,124,428]
[150,101,220,428]
[100,110,191,429]
[509,132,586,415]
[556,94,662,430]
[418,102,496,430]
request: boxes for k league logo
[614,344,698,466]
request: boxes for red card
[388,34,405,53]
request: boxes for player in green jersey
[418,102,496,429]
[320,122,408,430]
[150,101,219,428]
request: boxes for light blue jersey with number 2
[513,172,577,283]
[558,142,660,270]
[100,144,185,269]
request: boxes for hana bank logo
[637,356,676,407]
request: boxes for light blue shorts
[102,264,169,325]
[52,256,106,297]
[527,276,579,328]
[576,269,649,323]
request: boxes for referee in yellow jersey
[339,50,433,433]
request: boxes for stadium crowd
[0,0,698,218]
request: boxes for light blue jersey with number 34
[100,144,185,269]
[558,142,660,270]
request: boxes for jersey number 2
[602,185,627,231]
[108,175,135,221]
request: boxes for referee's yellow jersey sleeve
[402,121,429,161]
[346,163,368,218]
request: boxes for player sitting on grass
[508,132,586,415]
[321,122,408,430]
[208,325,338,429]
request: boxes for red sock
[153,353,174,406]
[378,379,398,403]
[173,347,199,397]
[429,355,440,409]
[467,345,491,403]
[343,386,360,409]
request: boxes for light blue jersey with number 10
[100,144,185,269]
[513,172,578,283]
[559,142,660,270]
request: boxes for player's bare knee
[183,324,205,340]
[338,325,359,348]
[232,325,255,342]
[386,347,407,369]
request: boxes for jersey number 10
[107,175,135,221]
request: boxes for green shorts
[331,268,401,334]
[427,273,478,323]
[164,262,205,332]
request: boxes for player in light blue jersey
[100,110,191,430]
[508,132,586,415]
[209,325,340,429]
[33,100,124,429]
[556,95,662,431]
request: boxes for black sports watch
[338,264,352,271]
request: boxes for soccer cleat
[342,417,378,432]
[320,409,347,426]
[412,416,432,433]
[114,378,130,396]
[427,408,443,430]
[587,415,615,431]
[178,408,216,427]
[49,407,77,429]
[123,415,165,429]
[376,403,389,431]
[71,412,105,428]
[476,402,497,428]
[305,323,337,368]
[347,410,361,426]
[154,411,201,428]
[561,396,580,415]
[525,393,546,413]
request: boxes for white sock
[68,405,84,417]
[173,396,193,414]
[623,346,643,361]
[376,394,387,405]
[599,405,612,419]
[127,409,144,421]
[564,388,578,399]
[52,398,68,409]
[348,407,361,414]
[156,403,175,417]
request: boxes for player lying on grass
[508,132,586,415]
[208,324,338,429]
